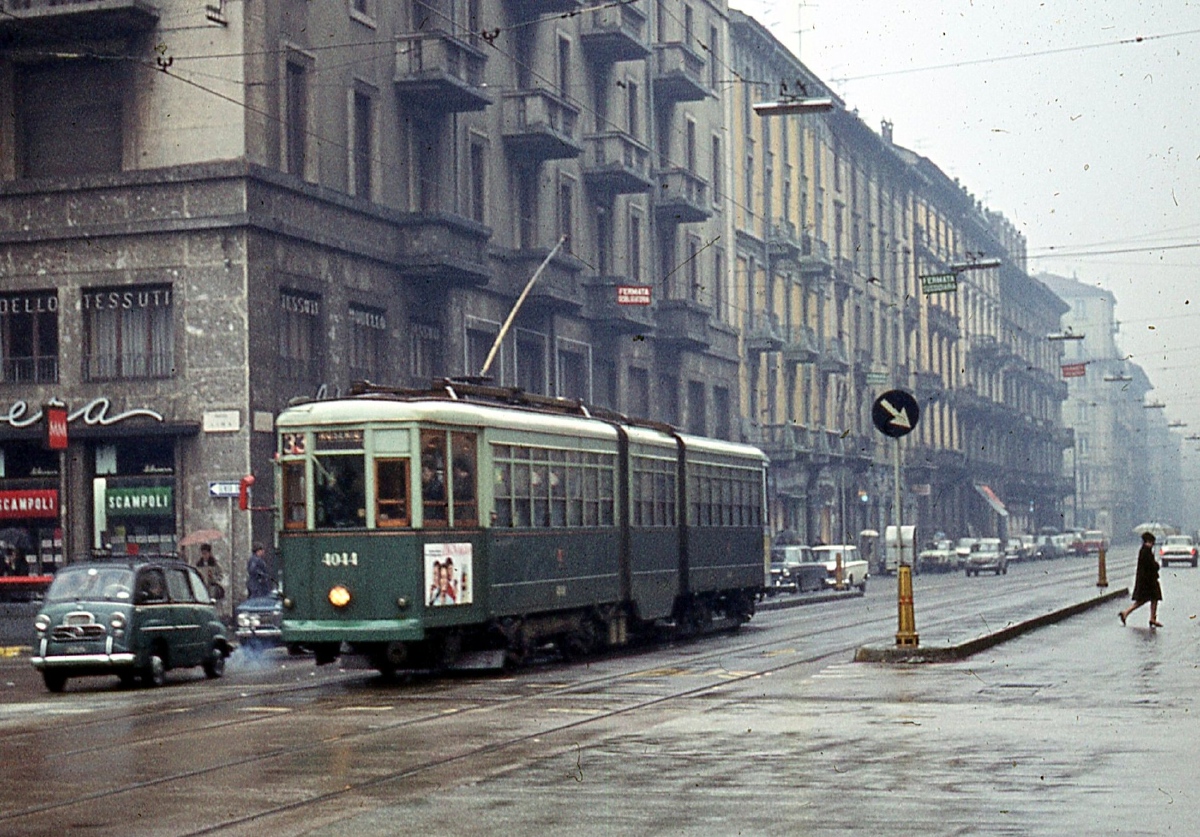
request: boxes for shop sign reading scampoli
[0,398,165,430]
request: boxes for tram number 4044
[322,552,359,567]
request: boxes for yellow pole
[1097,546,1108,588]
[835,552,845,590]
[895,564,919,646]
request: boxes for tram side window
[376,458,409,527]
[282,462,306,530]
[315,454,366,529]
[451,432,477,526]
[420,430,448,526]
[492,443,615,529]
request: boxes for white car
[810,545,869,592]
[1160,535,1198,568]
[965,537,1008,576]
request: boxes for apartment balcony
[817,336,849,373]
[760,423,814,463]
[580,1,649,63]
[581,131,653,196]
[651,41,710,103]
[501,88,583,162]
[745,313,784,353]
[651,167,710,224]
[493,246,585,311]
[799,233,833,276]
[504,0,582,19]
[584,277,656,334]
[781,325,819,364]
[655,298,710,350]
[913,370,945,399]
[396,212,491,286]
[926,303,959,338]
[394,32,492,113]
[0,0,157,44]
[932,449,966,472]
[767,218,802,262]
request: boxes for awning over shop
[974,483,1009,517]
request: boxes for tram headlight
[396,597,409,610]
[328,585,351,608]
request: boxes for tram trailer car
[276,381,768,675]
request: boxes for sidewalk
[857,554,1132,662]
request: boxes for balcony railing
[745,313,784,353]
[396,211,491,286]
[817,337,849,373]
[652,41,709,102]
[581,131,653,196]
[655,299,710,349]
[799,233,832,274]
[781,325,818,364]
[1,355,58,384]
[394,32,492,113]
[652,167,710,224]
[767,218,801,261]
[83,352,173,382]
[580,1,649,63]
[502,88,583,161]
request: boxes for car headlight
[34,614,50,635]
[109,612,127,638]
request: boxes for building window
[82,287,173,381]
[685,118,697,172]
[517,167,537,249]
[415,116,441,212]
[629,211,643,281]
[687,234,701,302]
[285,59,309,178]
[16,61,124,178]
[596,207,611,275]
[658,373,678,426]
[0,291,58,384]
[627,80,639,138]
[558,177,575,254]
[411,321,441,385]
[279,289,320,383]
[713,247,725,323]
[713,386,731,440]
[558,35,572,99]
[352,88,374,199]
[469,138,487,224]
[556,339,591,401]
[466,317,501,381]
[711,135,721,204]
[348,304,386,383]
[517,330,547,394]
[628,367,649,416]
[687,380,706,435]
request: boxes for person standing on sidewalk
[1120,531,1163,628]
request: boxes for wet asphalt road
[2,547,1198,835]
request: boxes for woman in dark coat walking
[1120,531,1163,627]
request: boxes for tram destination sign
[920,272,958,294]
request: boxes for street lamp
[1103,373,1133,382]
[1048,327,1086,341]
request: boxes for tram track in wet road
[0,554,1127,836]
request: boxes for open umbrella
[0,526,34,552]
[1132,522,1174,538]
[179,528,224,547]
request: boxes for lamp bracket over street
[1047,327,1085,341]
[753,97,835,116]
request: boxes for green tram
[276,380,768,674]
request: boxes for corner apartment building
[728,11,1069,546]
[0,0,737,595]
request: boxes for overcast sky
[734,0,1200,432]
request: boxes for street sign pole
[871,390,920,648]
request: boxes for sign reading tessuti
[872,389,920,438]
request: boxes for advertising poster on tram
[424,542,473,607]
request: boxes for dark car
[31,556,232,692]
[236,588,305,654]
[769,545,826,593]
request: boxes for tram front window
[314,454,366,529]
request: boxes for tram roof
[277,390,766,463]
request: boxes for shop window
[82,286,174,381]
[0,291,58,384]
[279,289,321,385]
[348,304,386,384]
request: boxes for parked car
[1160,535,1198,568]
[810,545,869,591]
[31,556,232,692]
[965,538,1008,576]
[1080,530,1108,555]
[236,588,287,650]
[955,537,978,565]
[767,545,825,594]
[1033,536,1063,561]
[917,539,957,573]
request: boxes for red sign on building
[617,285,652,305]
[1061,363,1087,379]
[44,403,68,450]
[0,489,59,519]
